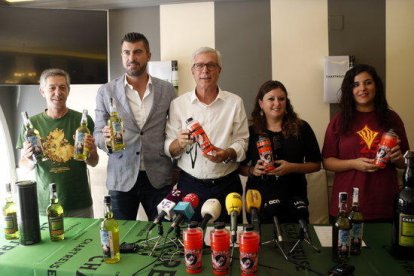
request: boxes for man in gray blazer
[94,32,175,220]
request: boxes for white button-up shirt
[165,88,249,179]
[124,75,154,171]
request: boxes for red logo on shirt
[356,125,379,152]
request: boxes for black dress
[242,120,322,223]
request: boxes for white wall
[160,2,215,95]
[271,0,329,148]
[386,0,414,148]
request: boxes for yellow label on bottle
[399,213,414,247]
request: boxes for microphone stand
[148,223,183,256]
[149,224,165,256]
[261,217,289,260]
[289,225,320,254]
[174,225,184,247]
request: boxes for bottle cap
[104,195,111,204]
[404,150,414,160]
[185,117,194,125]
[172,60,178,69]
[339,192,348,202]
[244,224,254,231]
[49,183,56,192]
[5,183,11,193]
[214,221,225,229]
[189,221,199,228]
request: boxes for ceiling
[0,0,234,10]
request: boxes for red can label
[239,251,258,275]
[211,249,230,273]
[186,120,215,155]
[184,248,202,272]
[374,131,398,168]
[256,136,275,171]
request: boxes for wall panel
[386,0,414,148]
[215,0,272,116]
[108,7,160,80]
[271,0,329,147]
[160,2,215,95]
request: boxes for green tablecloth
[1,217,414,275]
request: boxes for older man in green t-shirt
[16,68,99,217]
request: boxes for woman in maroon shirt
[322,64,409,221]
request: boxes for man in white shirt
[165,47,249,222]
[94,32,176,220]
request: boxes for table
[1,217,414,275]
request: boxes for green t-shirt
[16,109,94,215]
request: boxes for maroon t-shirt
[322,110,409,220]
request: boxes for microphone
[245,189,262,233]
[290,197,311,241]
[225,192,243,244]
[200,199,222,232]
[168,193,200,234]
[149,189,184,231]
[263,198,284,242]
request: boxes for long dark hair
[339,64,391,134]
[251,80,301,137]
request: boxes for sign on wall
[323,56,352,103]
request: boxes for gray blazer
[94,75,176,191]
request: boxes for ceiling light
[6,0,34,3]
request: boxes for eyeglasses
[192,63,220,71]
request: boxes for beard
[126,61,147,77]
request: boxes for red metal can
[185,117,215,155]
[256,136,275,172]
[374,129,398,169]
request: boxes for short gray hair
[39,68,70,90]
[191,47,222,67]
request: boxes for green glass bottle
[349,187,364,255]
[100,196,120,264]
[2,183,19,240]
[21,111,45,163]
[47,183,64,241]
[73,109,90,161]
[108,97,126,152]
[392,150,414,259]
[332,192,351,263]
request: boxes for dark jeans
[177,170,243,223]
[109,171,172,221]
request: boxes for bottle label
[256,137,276,171]
[27,135,43,157]
[337,229,350,257]
[399,214,414,247]
[186,120,215,155]
[111,122,124,144]
[350,222,363,254]
[351,222,363,240]
[184,248,202,271]
[48,216,64,236]
[211,249,230,273]
[100,230,116,258]
[374,131,398,168]
[171,71,178,88]
[4,214,18,234]
[74,132,85,155]
[239,251,258,275]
